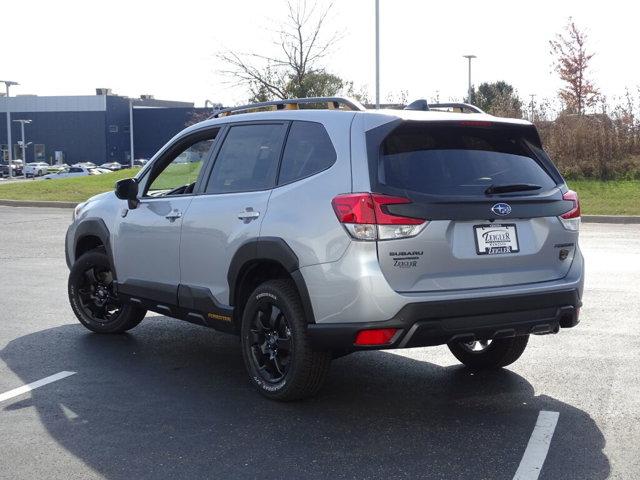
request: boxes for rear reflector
[559,189,581,231]
[354,328,399,346]
[331,193,427,241]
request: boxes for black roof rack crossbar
[428,102,485,114]
[403,100,486,114]
[209,97,366,119]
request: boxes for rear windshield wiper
[485,183,542,195]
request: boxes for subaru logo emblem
[491,203,512,216]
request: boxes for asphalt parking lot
[0,206,638,480]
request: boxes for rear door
[178,122,288,309]
[371,120,579,293]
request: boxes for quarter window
[206,124,286,194]
[278,121,336,185]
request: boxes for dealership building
[0,89,211,165]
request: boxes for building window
[34,144,45,161]
[109,125,119,133]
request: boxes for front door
[113,130,218,307]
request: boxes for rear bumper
[307,288,581,351]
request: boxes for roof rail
[209,97,366,119]
[403,100,486,114]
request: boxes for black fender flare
[72,218,116,278]
[228,237,316,323]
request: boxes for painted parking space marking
[0,371,76,404]
[513,410,560,480]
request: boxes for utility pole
[1,80,19,178]
[375,0,380,109]
[13,119,32,178]
[462,55,476,103]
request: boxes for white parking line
[513,410,560,480]
[0,371,76,403]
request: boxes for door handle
[237,208,260,221]
[165,210,182,221]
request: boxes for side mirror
[115,178,139,209]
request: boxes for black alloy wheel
[76,264,122,323]
[248,303,293,383]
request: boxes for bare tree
[549,19,599,114]
[218,0,348,102]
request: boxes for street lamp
[529,94,536,122]
[1,80,19,178]
[375,0,380,109]
[13,119,32,178]
[129,98,135,168]
[462,55,476,103]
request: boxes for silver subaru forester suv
[66,97,584,401]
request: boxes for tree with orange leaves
[550,19,600,115]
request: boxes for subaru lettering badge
[491,203,512,216]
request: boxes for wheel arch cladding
[228,237,316,324]
[73,218,117,277]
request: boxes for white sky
[2,0,637,108]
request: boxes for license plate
[474,224,519,255]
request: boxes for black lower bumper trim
[307,289,581,351]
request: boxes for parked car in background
[46,164,69,174]
[95,168,114,174]
[0,161,23,177]
[102,162,123,171]
[133,159,148,166]
[44,166,101,180]
[72,162,97,169]
[24,162,50,177]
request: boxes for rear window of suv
[378,122,557,196]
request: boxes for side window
[206,123,286,194]
[278,121,336,185]
[69,167,83,173]
[146,133,217,196]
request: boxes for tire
[68,250,146,333]
[240,279,332,401]
[447,335,529,370]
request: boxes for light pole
[1,80,19,178]
[529,94,536,122]
[13,119,32,178]
[375,0,380,109]
[129,98,135,168]
[462,55,476,103]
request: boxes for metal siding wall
[0,95,106,112]
[132,108,201,159]
[0,110,106,164]
[105,96,132,164]
[0,97,204,165]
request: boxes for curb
[1,199,639,223]
[0,199,77,209]
[581,215,640,224]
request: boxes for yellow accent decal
[208,313,231,322]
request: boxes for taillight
[558,190,580,231]
[331,193,428,241]
[354,328,399,346]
